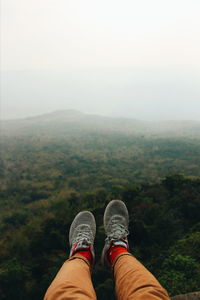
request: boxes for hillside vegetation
[0,111,200,299]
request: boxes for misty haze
[2,0,200,121]
[1,67,200,121]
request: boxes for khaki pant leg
[114,253,170,300]
[44,254,97,300]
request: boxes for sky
[1,0,200,120]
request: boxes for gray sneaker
[101,200,129,266]
[69,211,96,262]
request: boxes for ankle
[71,246,94,265]
[107,244,128,265]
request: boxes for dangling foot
[101,200,129,267]
[69,211,96,265]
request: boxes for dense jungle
[0,111,200,299]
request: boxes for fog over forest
[2,67,200,121]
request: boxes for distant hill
[1,110,200,138]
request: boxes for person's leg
[113,253,169,300]
[44,211,97,300]
[102,200,170,300]
[44,254,96,300]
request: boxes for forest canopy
[0,111,200,299]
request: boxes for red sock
[108,245,128,265]
[75,249,93,265]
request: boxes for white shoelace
[107,220,129,242]
[72,226,93,246]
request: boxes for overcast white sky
[1,0,200,120]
